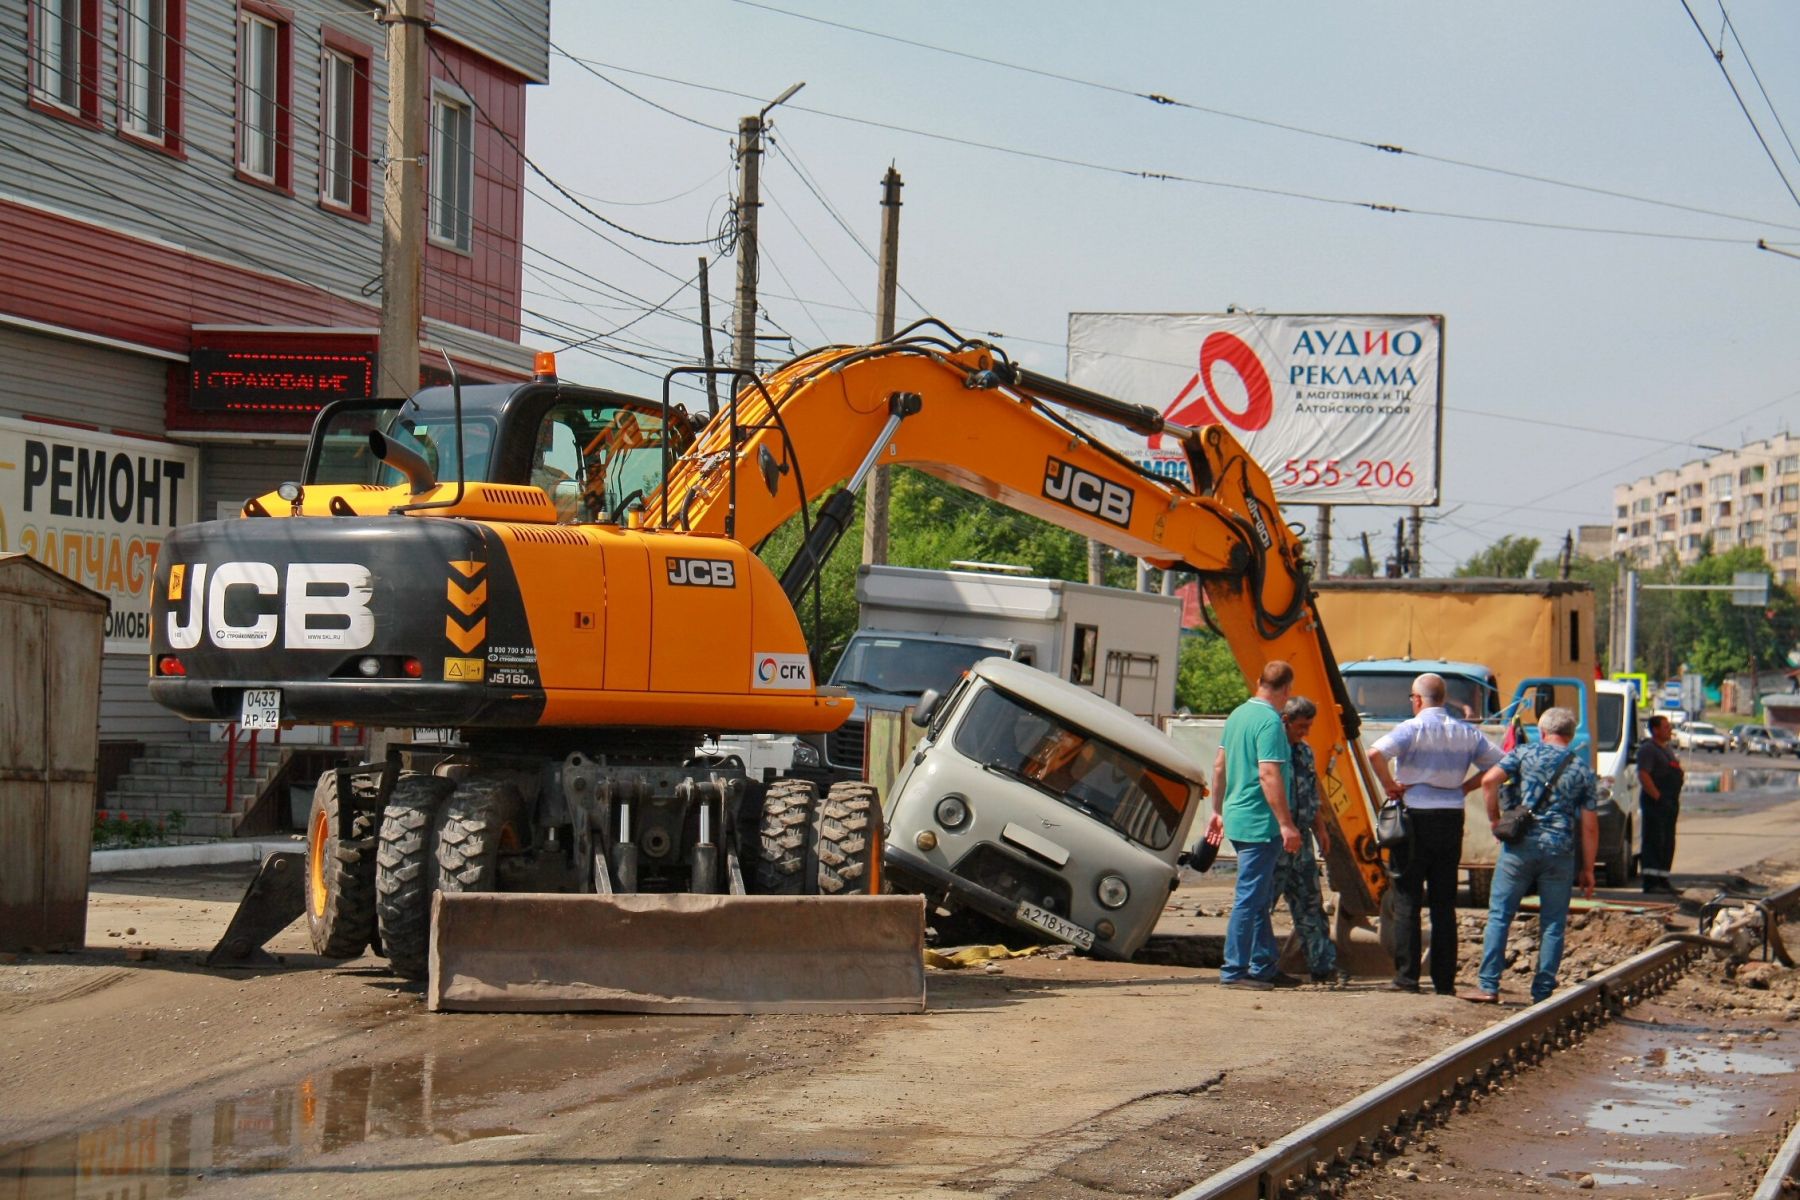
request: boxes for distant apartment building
[1612,433,1800,584]
[1,0,549,745]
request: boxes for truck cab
[881,657,1206,961]
[1340,658,1501,723]
[823,630,1028,775]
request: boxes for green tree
[1672,548,1800,684]
[1455,535,1541,578]
[1176,630,1250,714]
[1342,554,1377,578]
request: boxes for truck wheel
[1466,867,1493,909]
[754,779,818,895]
[1601,817,1634,888]
[376,773,456,980]
[435,779,527,894]
[305,772,377,958]
[814,781,882,895]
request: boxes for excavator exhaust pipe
[427,892,928,1014]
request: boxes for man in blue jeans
[1464,706,1598,1004]
[1204,660,1303,991]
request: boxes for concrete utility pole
[1314,505,1332,580]
[861,166,902,566]
[697,256,719,413]
[1088,539,1105,587]
[377,0,428,398]
[731,83,803,378]
[1407,505,1423,578]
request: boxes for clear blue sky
[520,1,1800,575]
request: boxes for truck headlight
[1096,874,1130,909]
[935,795,971,830]
[792,740,821,767]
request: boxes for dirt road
[5,779,1798,1199]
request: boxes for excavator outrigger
[151,321,1389,1012]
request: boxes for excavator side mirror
[757,445,786,497]
[912,689,942,728]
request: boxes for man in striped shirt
[1368,672,1503,994]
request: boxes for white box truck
[819,565,1183,776]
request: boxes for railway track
[1177,882,1800,1200]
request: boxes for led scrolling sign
[189,349,377,413]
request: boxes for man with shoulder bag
[1463,706,1599,1004]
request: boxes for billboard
[1066,313,1443,506]
[0,416,201,653]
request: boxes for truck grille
[827,719,866,771]
[952,844,1073,916]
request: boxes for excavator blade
[427,892,927,1014]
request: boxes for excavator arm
[651,326,1387,916]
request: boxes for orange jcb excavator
[150,321,1388,1012]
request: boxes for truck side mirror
[912,689,942,728]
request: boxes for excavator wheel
[755,778,818,895]
[434,778,528,895]
[305,772,378,958]
[814,781,883,895]
[376,773,457,980]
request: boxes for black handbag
[1493,751,1574,845]
[1374,798,1411,849]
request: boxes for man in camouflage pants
[1272,696,1345,984]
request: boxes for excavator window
[532,402,670,524]
[308,402,496,487]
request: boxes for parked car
[1677,721,1728,753]
[1740,725,1783,756]
[1727,724,1756,752]
[1765,728,1800,758]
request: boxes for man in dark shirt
[1636,715,1684,895]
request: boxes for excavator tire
[814,781,882,896]
[755,779,818,895]
[434,778,527,895]
[376,773,457,980]
[305,772,377,958]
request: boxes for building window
[320,37,371,216]
[30,0,99,119]
[1710,474,1731,496]
[1778,454,1799,475]
[237,5,292,188]
[430,89,474,252]
[1740,465,1766,486]
[119,0,181,147]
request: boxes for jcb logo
[667,558,736,588]
[1043,457,1134,528]
[165,562,374,650]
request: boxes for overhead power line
[1678,0,1800,208]
[728,0,1800,235]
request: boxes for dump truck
[819,564,1182,777]
[151,321,1390,1012]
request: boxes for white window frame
[321,48,358,209]
[430,86,475,253]
[238,11,280,181]
[32,0,87,112]
[120,0,167,138]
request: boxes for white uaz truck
[819,565,1184,777]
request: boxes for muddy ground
[4,791,1799,1199]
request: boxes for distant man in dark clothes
[1636,714,1684,895]
[1367,672,1503,994]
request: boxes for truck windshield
[309,403,497,487]
[1344,672,1491,722]
[952,686,1190,851]
[831,635,999,698]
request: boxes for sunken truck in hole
[882,657,1206,961]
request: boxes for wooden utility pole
[861,166,903,566]
[729,84,803,379]
[1087,539,1105,586]
[377,0,427,398]
[1314,505,1332,580]
[730,115,764,377]
[1407,505,1423,578]
[697,256,719,412]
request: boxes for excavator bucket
[427,892,928,1014]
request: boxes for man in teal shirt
[1203,660,1304,989]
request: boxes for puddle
[1684,767,1800,794]
[0,1019,749,1195]
[1656,1044,1792,1075]
[1584,1078,1740,1135]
